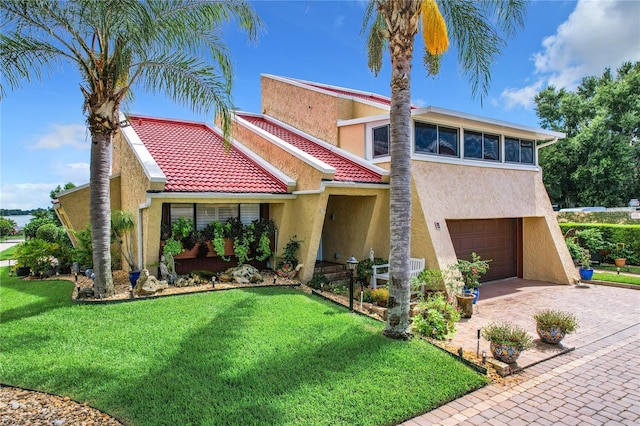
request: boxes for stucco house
[56,74,578,285]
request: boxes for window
[505,137,535,164]
[170,204,194,224]
[415,122,458,156]
[464,130,500,161]
[372,124,389,157]
[170,203,262,230]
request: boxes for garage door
[447,218,520,282]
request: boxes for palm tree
[1,0,261,297]
[363,0,525,339]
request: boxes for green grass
[596,264,640,274]
[0,245,17,261]
[592,272,640,286]
[0,267,486,425]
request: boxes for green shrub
[24,217,55,239]
[411,293,460,340]
[565,238,582,260]
[308,274,330,290]
[560,223,640,265]
[14,238,58,274]
[370,288,389,306]
[36,223,60,242]
[355,257,387,283]
[0,217,17,237]
[355,287,374,303]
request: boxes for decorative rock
[135,269,169,296]
[230,265,263,284]
[218,273,231,283]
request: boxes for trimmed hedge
[557,211,639,225]
[559,223,640,265]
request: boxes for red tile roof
[128,116,288,193]
[238,114,384,183]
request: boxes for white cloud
[499,80,545,110]
[532,0,640,89]
[29,123,88,150]
[0,183,59,210]
[52,162,90,184]
[500,0,640,110]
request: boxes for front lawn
[0,267,486,425]
[592,272,640,286]
[0,245,17,261]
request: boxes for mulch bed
[3,272,521,424]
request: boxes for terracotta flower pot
[614,258,627,267]
[456,294,474,318]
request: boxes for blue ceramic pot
[129,270,141,288]
[578,268,593,281]
[464,288,480,304]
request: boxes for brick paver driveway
[404,279,640,425]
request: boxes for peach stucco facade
[56,74,577,285]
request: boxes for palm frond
[361,0,388,76]
[439,0,505,102]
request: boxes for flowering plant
[450,252,491,290]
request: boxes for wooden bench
[370,258,425,289]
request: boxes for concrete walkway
[404,279,640,425]
[0,238,22,268]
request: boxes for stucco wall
[338,124,366,157]
[411,160,577,283]
[232,122,327,190]
[56,175,122,238]
[262,76,341,145]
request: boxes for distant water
[2,215,34,230]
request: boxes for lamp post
[346,256,358,312]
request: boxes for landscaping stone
[134,269,169,296]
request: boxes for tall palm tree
[363,0,526,339]
[1,0,261,297]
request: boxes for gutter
[535,137,559,160]
[138,197,152,270]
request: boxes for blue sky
[1,0,639,210]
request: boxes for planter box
[174,243,200,260]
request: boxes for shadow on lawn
[98,289,394,425]
[0,267,74,323]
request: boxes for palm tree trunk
[90,132,114,297]
[381,0,421,340]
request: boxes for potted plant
[410,268,445,299]
[252,218,276,262]
[579,249,594,281]
[482,321,534,364]
[533,309,579,344]
[111,210,140,286]
[276,235,300,278]
[612,243,629,267]
[450,252,490,304]
[444,270,474,318]
[171,217,197,259]
[205,221,232,260]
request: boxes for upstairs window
[505,137,535,164]
[414,122,459,156]
[372,124,390,158]
[464,131,500,161]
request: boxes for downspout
[138,197,152,270]
[536,137,559,161]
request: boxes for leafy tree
[1,0,261,296]
[536,62,640,208]
[362,0,525,339]
[50,182,76,200]
[0,217,17,237]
